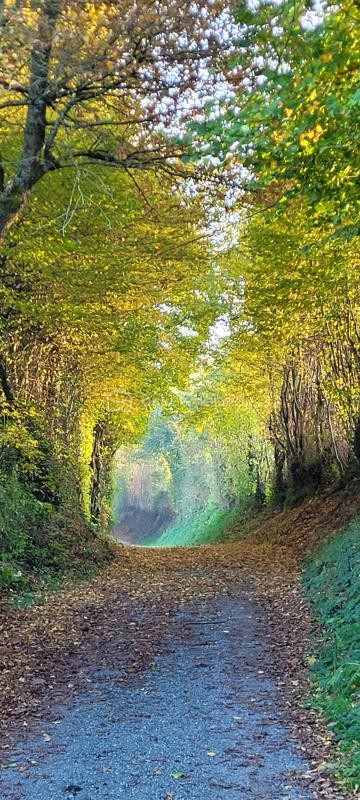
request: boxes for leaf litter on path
[1,480,360,798]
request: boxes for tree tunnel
[110,411,267,548]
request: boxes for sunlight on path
[1,593,314,800]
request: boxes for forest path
[0,539,348,799]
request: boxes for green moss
[304,516,360,789]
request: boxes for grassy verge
[304,516,360,790]
[148,505,241,547]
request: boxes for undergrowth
[0,471,116,594]
[304,516,360,790]
[149,505,240,547]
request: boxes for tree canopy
[0,0,359,584]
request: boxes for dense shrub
[0,470,53,558]
[0,469,53,589]
[0,468,115,592]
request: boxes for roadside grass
[148,505,241,547]
[304,516,360,790]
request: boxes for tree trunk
[273,445,286,505]
[90,420,106,522]
[353,417,360,464]
[0,355,15,405]
[0,0,61,238]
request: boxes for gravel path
[1,590,314,800]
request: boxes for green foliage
[0,470,49,559]
[148,505,240,547]
[190,0,359,496]
[1,163,230,531]
[304,517,360,788]
[0,563,28,592]
[0,0,358,602]
[113,404,268,545]
[0,464,115,593]
[0,468,53,591]
[0,406,66,506]
[194,0,360,232]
